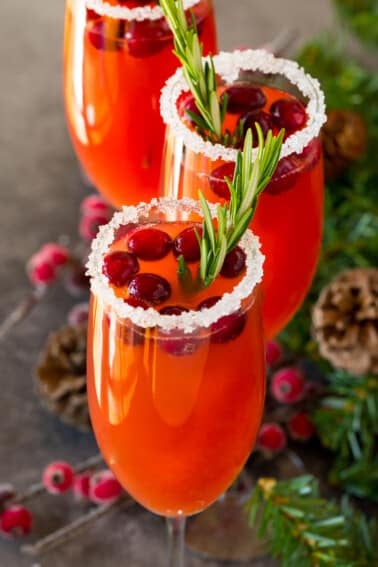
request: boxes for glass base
[185,451,304,563]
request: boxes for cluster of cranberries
[255,339,317,457]
[87,3,203,58]
[27,194,112,290]
[0,462,122,539]
[183,83,319,198]
[103,225,247,349]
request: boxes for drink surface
[63,0,217,207]
[87,219,265,516]
[162,83,324,339]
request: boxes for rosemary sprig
[247,475,377,566]
[198,127,284,287]
[159,0,225,141]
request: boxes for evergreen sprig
[312,371,378,501]
[159,0,225,142]
[198,127,284,286]
[246,475,378,566]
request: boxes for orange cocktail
[161,50,326,339]
[63,0,217,207]
[86,198,265,516]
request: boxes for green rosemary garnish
[198,127,284,287]
[159,0,225,142]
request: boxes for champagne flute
[86,197,266,565]
[160,48,326,339]
[63,0,217,206]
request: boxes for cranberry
[128,273,171,305]
[208,162,235,200]
[87,18,123,52]
[39,243,70,267]
[256,423,287,455]
[0,506,33,538]
[89,470,123,505]
[67,302,89,327]
[81,194,111,217]
[265,339,283,367]
[287,412,315,441]
[173,226,202,263]
[79,211,111,241]
[270,367,305,404]
[220,246,246,278]
[103,251,139,287]
[265,155,299,195]
[28,255,56,287]
[198,297,246,343]
[160,305,189,315]
[73,473,91,502]
[124,18,171,58]
[221,84,266,115]
[181,94,201,126]
[240,110,273,144]
[158,306,201,356]
[42,461,74,494]
[128,227,172,260]
[270,98,307,133]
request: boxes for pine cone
[312,268,378,375]
[35,323,91,431]
[321,109,367,181]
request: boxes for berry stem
[21,496,133,557]
[0,287,46,342]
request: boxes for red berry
[159,305,189,315]
[221,84,266,114]
[128,273,171,305]
[198,297,246,343]
[81,194,111,217]
[128,228,172,260]
[39,243,70,267]
[220,246,246,278]
[181,94,201,126]
[172,226,202,263]
[256,423,287,455]
[265,155,299,195]
[103,251,139,287]
[73,473,91,501]
[67,302,89,327]
[270,98,307,133]
[266,339,283,367]
[28,254,57,286]
[287,412,315,442]
[79,211,110,241]
[209,162,235,200]
[270,367,305,404]
[240,110,273,144]
[87,18,123,52]
[125,18,171,58]
[42,461,74,494]
[0,506,32,538]
[89,470,123,504]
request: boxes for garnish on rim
[159,0,225,142]
[197,126,284,287]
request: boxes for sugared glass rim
[160,49,327,162]
[86,197,264,332]
[85,0,201,21]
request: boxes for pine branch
[246,475,377,566]
[312,372,378,500]
[159,0,224,141]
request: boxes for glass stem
[166,516,186,567]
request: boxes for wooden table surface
[0,1,333,565]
